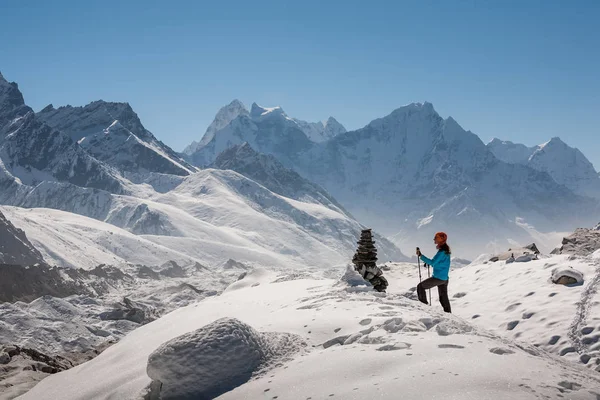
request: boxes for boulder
[146,318,304,400]
[552,267,584,285]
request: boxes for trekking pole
[416,247,422,284]
[426,263,432,306]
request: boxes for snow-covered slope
[0,72,126,195]
[488,137,600,198]
[0,166,406,270]
[19,268,600,400]
[182,99,249,155]
[386,252,600,372]
[0,210,45,266]
[211,142,346,211]
[37,101,195,176]
[190,101,597,258]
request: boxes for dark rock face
[37,100,195,176]
[0,345,73,373]
[0,263,136,303]
[0,73,125,195]
[0,210,45,266]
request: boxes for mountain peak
[0,72,27,120]
[250,103,286,120]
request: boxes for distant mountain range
[185,100,599,257]
[0,72,405,269]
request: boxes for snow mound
[146,317,304,400]
[337,265,370,289]
[223,268,273,293]
[551,267,584,285]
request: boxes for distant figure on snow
[416,232,452,313]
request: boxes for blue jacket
[420,250,451,281]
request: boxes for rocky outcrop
[489,243,540,262]
[552,228,600,256]
[99,297,157,325]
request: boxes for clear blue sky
[1,0,599,166]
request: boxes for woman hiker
[416,232,452,313]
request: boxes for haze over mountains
[2,70,598,260]
[185,100,600,257]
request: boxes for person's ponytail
[439,243,451,254]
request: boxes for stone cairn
[352,229,388,292]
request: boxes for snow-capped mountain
[37,101,196,176]
[182,99,249,155]
[0,209,45,266]
[188,102,314,167]
[188,101,598,258]
[0,72,126,195]
[185,101,346,164]
[292,116,346,142]
[488,137,600,198]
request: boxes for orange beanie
[434,232,448,243]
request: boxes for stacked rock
[352,229,388,292]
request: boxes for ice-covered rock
[552,267,584,285]
[146,317,304,400]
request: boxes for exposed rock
[158,261,187,278]
[99,297,157,325]
[137,265,161,280]
[552,228,600,256]
[489,243,539,263]
[552,267,584,285]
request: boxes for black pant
[417,277,451,313]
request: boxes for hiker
[416,232,452,313]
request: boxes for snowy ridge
[0,73,127,195]
[189,100,598,258]
[37,100,196,176]
[488,137,600,198]
[183,99,249,155]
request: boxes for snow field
[19,266,600,400]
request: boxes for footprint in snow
[438,344,465,349]
[376,343,411,351]
[522,312,535,319]
[507,321,519,330]
[505,303,522,312]
[359,318,372,326]
[581,326,595,335]
[489,347,514,355]
[453,292,467,298]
